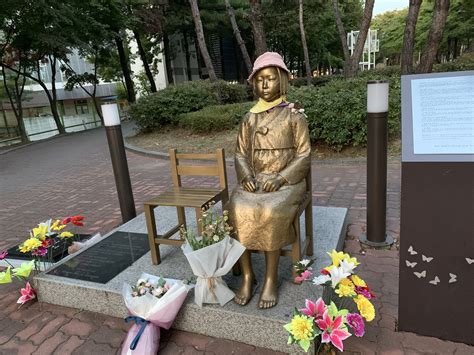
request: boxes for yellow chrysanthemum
[339,278,354,287]
[354,295,375,322]
[51,220,66,231]
[335,283,356,297]
[32,223,49,241]
[288,315,314,341]
[60,231,74,238]
[19,238,42,253]
[327,250,345,267]
[351,275,366,287]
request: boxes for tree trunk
[418,0,450,73]
[249,0,268,56]
[47,57,66,134]
[401,0,423,74]
[224,0,252,75]
[1,65,29,143]
[453,37,458,59]
[163,32,175,85]
[115,35,136,103]
[332,0,375,78]
[299,0,312,85]
[133,30,157,93]
[182,29,193,81]
[189,0,217,81]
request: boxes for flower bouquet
[284,250,376,353]
[121,273,193,355]
[180,203,245,307]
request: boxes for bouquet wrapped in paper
[121,273,192,355]
[180,205,245,307]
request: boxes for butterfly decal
[422,255,434,263]
[448,273,457,284]
[405,260,417,268]
[414,270,426,278]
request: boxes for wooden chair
[284,169,314,280]
[144,148,229,265]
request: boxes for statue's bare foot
[258,277,278,309]
[234,274,254,306]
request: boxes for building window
[74,100,89,115]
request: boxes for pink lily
[315,310,351,352]
[300,298,326,319]
[17,282,36,305]
[295,269,312,283]
[0,250,8,260]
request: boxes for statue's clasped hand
[262,176,285,192]
[242,176,257,192]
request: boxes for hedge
[130,80,252,130]
[287,77,401,151]
[178,102,254,133]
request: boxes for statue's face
[254,67,280,102]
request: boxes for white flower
[212,235,220,242]
[299,259,311,267]
[329,266,351,288]
[313,274,331,285]
[339,259,356,275]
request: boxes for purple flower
[346,313,365,337]
[32,247,48,257]
[355,286,374,299]
[0,251,8,260]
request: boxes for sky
[373,0,409,16]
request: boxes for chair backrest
[169,148,228,193]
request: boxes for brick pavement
[0,129,473,354]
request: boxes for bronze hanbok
[228,105,311,251]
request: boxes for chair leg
[305,203,314,256]
[291,218,302,282]
[144,205,161,265]
[177,207,186,229]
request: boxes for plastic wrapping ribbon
[203,276,218,302]
[124,316,150,350]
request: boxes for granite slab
[35,205,347,353]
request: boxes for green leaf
[13,260,34,278]
[299,339,311,352]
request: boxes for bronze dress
[228,105,311,251]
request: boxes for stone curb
[124,131,401,165]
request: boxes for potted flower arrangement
[285,250,375,353]
[0,215,85,306]
[17,216,86,269]
[180,202,245,307]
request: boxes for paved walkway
[0,127,472,354]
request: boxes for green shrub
[130,80,250,130]
[178,102,254,133]
[288,76,401,151]
[289,76,338,87]
[210,80,253,104]
[434,52,474,72]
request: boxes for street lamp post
[101,103,136,223]
[360,81,394,247]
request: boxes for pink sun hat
[247,52,290,82]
